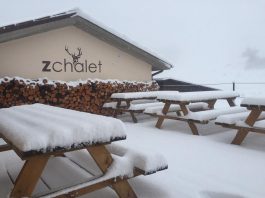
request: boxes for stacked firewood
[0,77,159,115]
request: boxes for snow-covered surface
[129,102,163,111]
[103,100,158,109]
[157,91,239,102]
[0,104,126,152]
[102,101,127,108]
[186,107,247,122]
[2,99,265,198]
[241,97,265,106]
[215,112,265,125]
[144,102,209,115]
[111,91,179,99]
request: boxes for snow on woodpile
[0,104,126,152]
[0,76,159,115]
[241,97,265,106]
[157,91,239,102]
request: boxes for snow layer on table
[102,101,127,108]
[186,107,247,121]
[129,102,164,111]
[216,112,265,124]
[241,97,265,106]
[107,143,168,174]
[103,100,158,109]
[144,102,208,115]
[157,91,239,102]
[111,91,179,99]
[236,120,265,129]
[0,104,126,152]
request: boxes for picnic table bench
[215,97,265,145]
[104,91,178,123]
[0,104,167,197]
[154,91,245,135]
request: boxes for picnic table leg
[130,112,138,123]
[126,101,138,123]
[207,99,217,109]
[231,109,262,145]
[227,98,236,107]
[87,145,137,198]
[112,180,137,198]
[188,121,199,135]
[11,155,49,197]
[113,100,122,118]
[155,102,171,129]
[179,103,199,135]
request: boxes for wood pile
[0,77,159,115]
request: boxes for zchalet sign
[42,46,102,73]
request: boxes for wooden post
[87,145,137,197]
[155,102,171,129]
[11,155,50,197]
[233,82,235,91]
[231,109,262,145]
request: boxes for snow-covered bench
[154,91,241,135]
[0,104,167,197]
[104,91,179,123]
[215,97,265,145]
[144,102,209,116]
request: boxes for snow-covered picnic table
[0,104,167,197]
[154,91,245,135]
[104,91,179,123]
[215,97,265,145]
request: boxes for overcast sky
[1,0,265,84]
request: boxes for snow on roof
[0,104,126,152]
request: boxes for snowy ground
[1,100,265,198]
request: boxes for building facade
[0,9,172,81]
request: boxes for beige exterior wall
[0,26,152,81]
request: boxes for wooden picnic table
[155,91,240,135]
[106,91,178,123]
[0,104,138,198]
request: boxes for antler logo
[65,46,82,65]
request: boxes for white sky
[1,0,265,85]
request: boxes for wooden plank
[113,100,122,118]
[155,102,171,129]
[0,144,12,152]
[112,180,137,198]
[187,121,199,135]
[126,100,138,123]
[87,145,137,197]
[11,155,49,197]
[227,98,236,107]
[179,103,189,115]
[87,145,113,173]
[207,99,217,109]
[231,109,262,145]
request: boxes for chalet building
[0,9,172,81]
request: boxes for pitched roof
[0,9,173,71]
